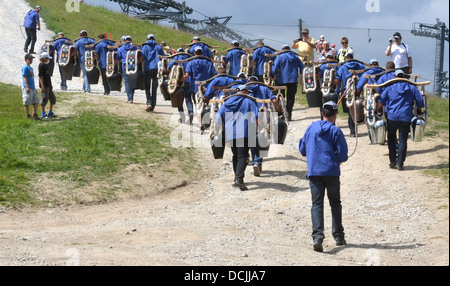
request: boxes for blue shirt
[185,58,217,93]
[378,81,425,123]
[141,40,165,71]
[356,67,385,92]
[246,84,276,109]
[271,52,304,84]
[52,38,71,63]
[116,42,139,71]
[204,75,235,99]
[95,40,115,68]
[335,61,366,93]
[376,71,395,94]
[168,54,191,84]
[225,48,246,77]
[22,65,35,90]
[189,43,213,58]
[252,46,275,76]
[216,95,260,142]
[299,120,348,177]
[75,37,96,64]
[23,10,39,29]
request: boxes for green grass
[0,83,196,208]
[25,0,229,50]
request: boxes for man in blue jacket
[216,86,260,191]
[95,34,115,95]
[189,37,213,59]
[52,32,71,90]
[224,41,246,77]
[252,41,275,82]
[23,6,41,54]
[116,35,139,103]
[333,53,366,136]
[299,101,348,252]
[271,44,304,121]
[377,69,425,171]
[182,47,217,124]
[141,34,165,111]
[168,48,192,123]
[74,30,95,93]
[355,58,384,97]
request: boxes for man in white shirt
[385,32,413,74]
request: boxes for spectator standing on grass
[299,101,348,252]
[21,53,40,120]
[38,52,57,119]
[23,6,42,54]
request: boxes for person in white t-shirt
[385,32,413,74]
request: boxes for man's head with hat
[192,36,201,43]
[57,32,64,39]
[24,53,35,64]
[194,45,203,55]
[393,32,402,44]
[80,30,87,37]
[282,44,291,51]
[35,6,42,12]
[231,40,239,47]
[322,101,338,121]
[369,58,379,66]
[147,34,155,40]
[395,69,405,78]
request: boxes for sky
[83,0,449,95]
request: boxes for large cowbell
[410,117,426,142]
[368,119,386,145]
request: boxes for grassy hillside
[26,0,229,50]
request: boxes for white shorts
[22,87,39,106]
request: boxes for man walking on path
[299,101,348,252]
[23,6,41,54]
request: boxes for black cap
[393,32,402,39]
[24,53,35,59]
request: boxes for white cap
[237,85,252,92]
[320,35,325,39]
[193,36,201,41]
[147,34,155,40]
[231,40,239,45]
[194,46,203,52]
[35,6,42,11]
[282,44,290,50]
[120,35,126,41]
[40,52,52,59]
[237,72,246,78]
[369,58,378,64]
[80,30,87,34]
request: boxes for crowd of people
[20,5,425,253]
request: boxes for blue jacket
[75,37,96,64]
[335,61,366,93]
[141,40,165,71]
[378,81,425,123]
[52,38,72,63]
[189,43,214,58]
[116,42,138,71]
[376,71,395,94]
[271,52,304,84]
[168,54,191,84]
[356,67,385,92]
[299,121,348,177]
[216,95,260,142]
[252,46,274,76]
[185,58,217,93]
[204,75,235,99]
[225,49,246,77]
[24,10,39,29]
[95,40,115,68]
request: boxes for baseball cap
[57,32,64,36]
[322,101,338,111]
[395,69,405,76]
[282,44,290,50]
[177,48,185,53]
[193,36,201,41]
[369,58,378,65]
[120,35,126,41]
[237,85,252,92]
[194,46,203,52]
[25,53,35,59]
[35,6,42,11]
[325,52,334,58]
[80,30,87,34]
[40,52,52,59]
[147,34,155,40]
[125,35,132,41]
[393,32,402,39]
[331,44,336,48]
[237,72,246,78]
[248,76,259,82]
[231,40,239,45]
[320,35,325,39]
[301,28,309,34]
[345,52,354,59]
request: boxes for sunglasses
[341,42,348,44]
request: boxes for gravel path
[0,0,448,266]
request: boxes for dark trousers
[177,82,191,121]
[99,67,110,94]
[145,69,158,106]
[309,176,344,242]
[341,99,356,134]
[230,138,249,183]
[279,83,298,118]
[24,27,37,53]
[58,66,67,89]
[387,119,410,167]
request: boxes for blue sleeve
[185,61,192,76]
[34,13,40,23]
[224,52,231,64]
[299,134,307,157]
[271,57,279,76]
[335,129,348,163]
[356,74,367,91]
[378,87,388,105]
[167,58,175,69]
[22,66,28,77]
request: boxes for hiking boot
[24,48,28,53]
[41,113,48,119]
[336,238,347,246]
[389,163,396,169]
[47,112,57,119]
[32,113,41,120]
[253,164,262,177]
[233,181,248,191]
[189,115,194,125]
[26,114,31,119]
[313,239,323,252]
[29,51,36,54]
[145,105,152,112]
[397,165,404,171]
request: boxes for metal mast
[411,19,449,96]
